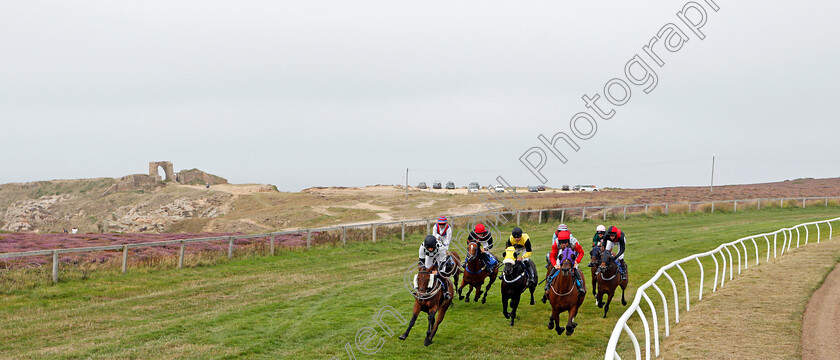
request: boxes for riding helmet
[475,223,486,233]
[423,235,437,250]
[512,227,523,238]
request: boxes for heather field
[0,206,838,359]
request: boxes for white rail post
[763,235,770,262]
[121,245,128,274]
[816,222,821,243]
[789,229,794,252]
[732,244,741,274]
[695,257,704,300]
[642,292,660,357]
[651,283,670,336]
[623,206,627,219]
[795,227,800,248]
[372,224,377,243]
[645,204,648,214]
[342,227,347,246]
[688,203,692,213]
[720,249,727,287]
[710,252,719,292]
[773,233,778,258]
[662,271,680,323]
[665,204,669,215]
[538,210,542,224]
[711,201,715,213]
[740,240,749,269]
[734,200,737,212]
[803,197,806,208]
[228,237,234,259]
[517,211,521,226]
[750,237,759,265]
[676,264,690,311]
[561,209,565,222]
[781,198,784,208]
[830,221,833,240]
[804,225,809,245]
[725,247,734,280]
[401,222,406,241]
[307,230,312,250]
[635,307,651,360]
[623,323,641,360]
[178,241,185,269]
[52,250,59,283]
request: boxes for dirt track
[802,263,840,360]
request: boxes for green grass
[0,207,838,359]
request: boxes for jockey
[467,223,497,272]
[593,224,607,247]
[432,216,452,250]
[418,235,451,300]
[502,227,536,284]
[603,226,628,280]
[546,227,585,294]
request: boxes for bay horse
[587,245,602,304]
[458,241,498,304]
[547,248,586,336]
[399,267,454,346]
[500,247,537,326]
[439,250,462,290]
[596,249,628,318]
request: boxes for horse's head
[599,249,613,273]
[589,245,601,266]
[467,241,479,257]
[559,247,575,275]
[502,246,518,276]
[415,268,435,295]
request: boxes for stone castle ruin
[149,161,175,182]
[103,161,227,196]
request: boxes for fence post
[644,204,648,214]
[52,250,59,283]
[307,230,312,250]
[623,206,627,220]
[121,245,128,274]
[582,207,586,221]
[270,235,276,255]
[665,204,669,215]
[758,199,761,209]
[538,210,542,224]
[711,202,715,213]
[495,212,500,227]
[561,209,565,222]
[178,241,185,268]
[342,227,347,246]
[426,221,431,234]
[781,198,784,208]
[826,197,829,207]
[401,222,406,241]
[228,237,234,259]
[688,203,692,214]
[517,211,521,226]
[803,198,806,208]
[734,200,737,213]
[372,224,377,243]
[603,207,608,221]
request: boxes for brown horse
[547,248,586,336]
[399,267,454,346]
[458,241,499,304]
[587,245,602,303]
[595,250,628,318]
[441,250,462,290]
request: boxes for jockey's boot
[542,268,555,303]
[525,262,536,286]
[620,260,628,281]
[573,269,585,293]
[441,279,451,301]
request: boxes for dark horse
[500,247,537,326]
[399,267,454,346]
[596,250,628,318]
[439,250,462,291]
[458,241,499,304]
[547,248,586,336]
[587,245,602,304]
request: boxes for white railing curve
[604,216,840,360]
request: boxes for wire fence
[2,195,839,283]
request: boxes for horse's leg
[423,310,436,346]
[528,279,536,306]
[427,305,449,347]
[399,303,421,340]
[597,287,605,308]
[591,269,598,302]
[465,283,474,303]
[548,305,558,331]
[474,279,482,303]
[621,282,627,306]
[502,291,510,319]
[604,289,615,318]
[566,305,579,336]
[482,270,498,304]
[553,307,563,335]
[457,274,466,300]
[509,293,520,327]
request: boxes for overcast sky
[2,1,839,191]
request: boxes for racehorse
[439,250,462,290]
[547,248,586,336]
[500,247,537,326]
[596,249,628,318]
[587,245,602,303]
[399,267,454,346]
[458,241,499,304]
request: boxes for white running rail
[603,216,839,360]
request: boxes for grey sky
[2,1,839,191]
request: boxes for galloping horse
[439,250,462,290]
[596,249,628,318]
[399,267,454,346]
[500,247,537,326]
[547,248,586,336]
[458,241,499,304]
[587,245,602,303]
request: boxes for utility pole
[710,155,715,193]
[405,168,409,200]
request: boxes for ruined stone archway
[149,161,174,182]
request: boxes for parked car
[432,180,442,189]
[468,182,480,192]
[445,181,455,189]
[573,185,581,191]
[417,182,427,189]
[494,184,505,193]
[579,185,599,192]
[537,185,546,191]
[528,185,539,192]
[561,184,570,191]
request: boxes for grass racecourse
[1,207,838,359]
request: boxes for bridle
[549,257,576,297]
[598,253,618,281]
[413,269,443,300]
[501,260,525,283]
